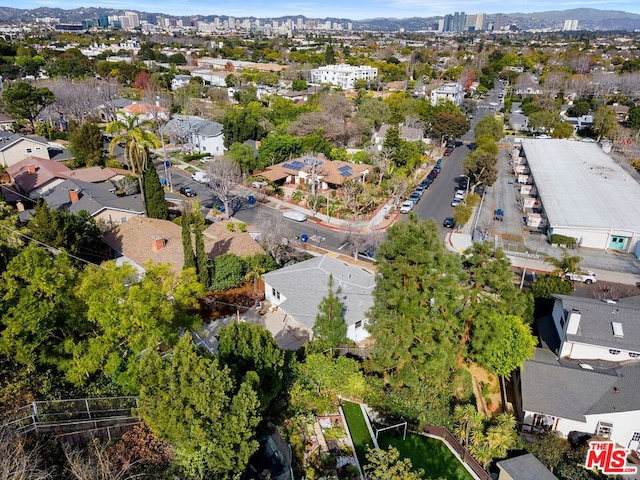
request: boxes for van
[191,171,211,183]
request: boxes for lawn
[378,430,473,480]
[341,401,375,466]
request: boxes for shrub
[550,234,577,247]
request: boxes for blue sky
[20,0,640,20]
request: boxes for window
[597,422,613,438]
[632,432,640,442]
[560,317,566,329]
[26,148,32,153]
[276,291,280,300]
[272,287,276,297]
[354,321,362,329]
[629,352,640,358]
[609,349,621,355]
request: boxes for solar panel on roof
[338,165,353,176]
[282,160,305,171]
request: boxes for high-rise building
[563,19,578,31]
[475,13,485,31]
[452,12,466,32]
[121,11,139,30]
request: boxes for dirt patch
[466,363,502,417]
[200,283,263,322]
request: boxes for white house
[551,295,640,363]
[171,74,192,90]
[517,348,640,453]
[262,255,375,344]
[430,82,464,106]
[190,119,225,156]
[310,64,378,89]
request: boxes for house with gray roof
[497,453,558,480]
[29,178,145,226]
[373,123,426,151]
[160,115,225,157]
[551,295,640,363]
[262,254,375,343]
[516,349,640,453]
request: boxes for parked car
[566,271,597,284]
[443,147,453,156]
[251,180,268,189]
[282,211,307,222]
[421,178,432,188]
[454,189,465,199]
[443,217,455,228]
[451,197,463,207]
[357,249,376,262]
[408,192,421,204]
[179,186,197,197]
[199,156,214,164]
[191,171,211,183]
[399,200,414,214]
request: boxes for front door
[609,236,628,251]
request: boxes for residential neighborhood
[1,6,640,480]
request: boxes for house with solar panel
[258,155,372,190]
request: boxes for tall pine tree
[181,211,196,271]
[143,163,168,219]
[191,208,210,289]
[312,274,347,348]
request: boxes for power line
[0,224,106,269]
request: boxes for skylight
[612,322,624,338]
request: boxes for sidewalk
[446,225,640,286]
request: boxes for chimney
[68,189,80,203]
[16,201,24,212]
[27,164,36,174]
[566,309,581,335]
[151,236,165,252]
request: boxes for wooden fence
[423,425,492,480]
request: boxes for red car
[443,147,453,156]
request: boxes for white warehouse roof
[521,139,640,232]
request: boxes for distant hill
[0,6,639,31]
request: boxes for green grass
[378,431,473,480]
[341,401,375,466]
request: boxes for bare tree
[374,149,394,186]
[302,155,327,197]
[477,219,495,240]
[0,427,52,480]
[590,283,638,302]
[205,157,241,218]
[95,79,121,123]
[387,175,410,207]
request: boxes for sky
[16,0,640,20]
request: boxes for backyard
[342,400,474,480]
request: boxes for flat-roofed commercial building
[520,139,640,253]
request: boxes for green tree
[244,253,277,293]
[526,431,570,473]
[628,106,640,132]
[292,78,308,91]
[529,274,574,299]
[453,404,483,448]
[474,116,503,142]
[227,142,260,173]
[181,211,196,272]
[143,162,168,219]
[356,97,392,130]
[453,203,472,228]
[364,446,424,480]
[46,47,94,78]
[217,322,286,412]
[324,43,336,65]
[191,208,209,288]
[27,202,104,264]
[431,111,470,140]
[529,110,559,134]
[135,335,260,479]
[543,250,582,278]
[470,313,536,377]
[68,122,104,168]
[0,246,81,368]
[463,149,498,187]
[1,82,54,130]
[222,104,271,147]
[552,120,575,139]
[106,114,161,197]
[211,254,246,291]
[593,105,617,140]
[368,216,465,404]
[66,263,204,387]
[312,274,347,349]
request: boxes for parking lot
[473,141,640,276]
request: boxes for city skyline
[14,0,640,20]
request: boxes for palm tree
[106,114,161,198]
[453,404,483,447]
[543,249,583,278]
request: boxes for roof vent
[612,322,624,338]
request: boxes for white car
[251,180,268,189]
[399,200,414,214]
[566,271,597,284]
[282,211,307,222]
[451,197,463,207]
